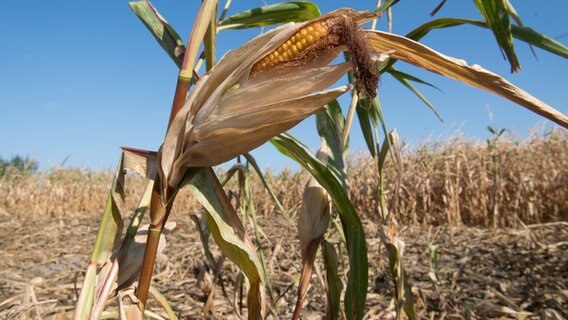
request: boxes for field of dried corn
[1,130,567,319]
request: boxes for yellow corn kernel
[290,44,299,55]
[251,20,330,74]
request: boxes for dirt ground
[1,209,566,320]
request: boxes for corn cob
[250,14,379,98]
[252,21,329,73]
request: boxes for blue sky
[1,1,566,171]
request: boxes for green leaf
[243,153,289,220]
[503,0,522,27]
[91,160,126,264]
[129,1,186,67]
[407,18,568,59]
[474,0,520,72]
[355,99,377,157]
[387,68,440,91]
[183,168,265,318]
[149,286,179,320]
[219,164,240,186]
[316,99,346,179]
[204,3,217,71]
[388,66,443,122]
[240,166,274,300]
[271,134,368,320]
[218,2,320,31]
[74,265,96,320]
[75,154,155,319]
[385,242,417,320]
[322,241,342,320]
[375,0,400,14]
[356,95,392,159]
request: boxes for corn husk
[293,142,332,319]
[158,9,377,196]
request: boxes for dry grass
[0,130,566,319]
[348,128,568,226]
[2,129,565,226]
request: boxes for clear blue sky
[1,1,566,171]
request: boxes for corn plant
[74,1,567,319]
[487,125,507,228]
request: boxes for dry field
[1,131,567,319]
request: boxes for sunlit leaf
[183,168,266,319]
[271,133,368,320]
[316,99,346,178]
[129,1,185,67]
[366,30,568,128]
[474,0,520,72]
[218,2,320,30]
[375,0,399,14]
[355,99,377,157]
[387,66,443,122]
[243,153,289,219]
[322,241,342,320]
[406,18,568,59]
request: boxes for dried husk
[159,9,377,196]
[298,144,332,255]
[293,143,332,319]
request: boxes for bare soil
[1,208,566,320]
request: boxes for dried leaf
[365,30,568,128]
[183,168,267,319]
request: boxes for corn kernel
[290,44,299,55]
[251,21,331,74]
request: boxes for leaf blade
[366,30,568,128]
[129,1,185,67]
[271,134,368,320]
[474,0,520,72]
[218,2,321,30]
[406,18,568,59]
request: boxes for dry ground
[1,132,566,319]
[1,208,566,319]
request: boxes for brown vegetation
[0,130,566,319]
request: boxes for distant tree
[0,155,39,176]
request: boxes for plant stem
[135,51,194,315]
[342,91,359,150]
[135,0,218,311]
